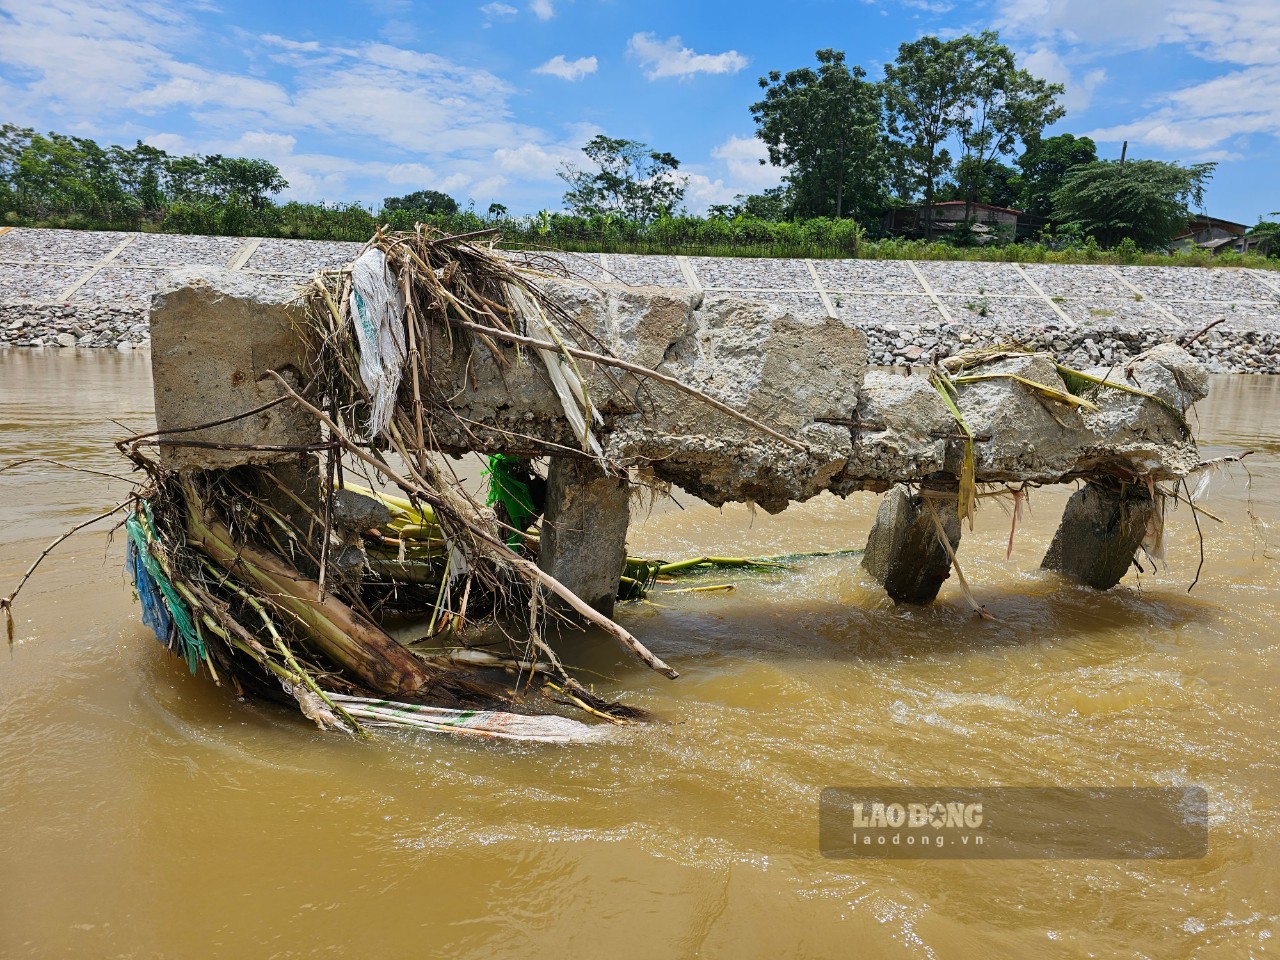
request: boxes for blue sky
[1,0,1278,223]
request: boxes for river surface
[1,350,1278,959]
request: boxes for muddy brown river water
[1,350,1278,959]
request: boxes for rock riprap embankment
[2,227,1278,372]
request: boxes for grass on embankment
[7,206,1279,272]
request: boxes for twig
[0,458,135,483]
[2,499,132,645]
[1183,477,1205,593]
[428,227,501,246]
[923,496,993,620]
[1179,317,1225,348]
[125,395,289,444]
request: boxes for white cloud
[0,0,594,210]
[493,136,590,180]
[533,54,597,81]
[680,135,783,214]
[997,0,1280,64]
[1019,47,1106,113]
[1086,63,1280,154]
[711,136,782,191]
[681,174,738,211]
[480,2,518,25]
[996,0,1280,155]
[529,0,554,20]
[626,32,748,80]
[901,0,954,12]
[260,34,321,53]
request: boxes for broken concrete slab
[1073,343,1209,480]
[950,353,1094,481]
[149,270,317,471]
[537,457,631,618]
[836,371,955,493]
[424,280,867,512]
[862,485,962,604]
[151,272,1210,528]
[1041,481,1155,589]
[838,344,1206,494]
[607,293,865,512]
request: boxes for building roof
[928,200,1026,216]
[1188,215,1248,234]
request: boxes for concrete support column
[1041,481,1154,589]
[538,458,631,618]
[862,485,962,605]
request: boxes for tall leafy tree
[0,125,35,216]
[735,186,793,221]
[885,32,1062,235]
[953,31,1064,222]
[750,48,887,221]
[1017,133,1097,219]
[883,36,976,237]
[200,156,288,208]
[9,132,131,220]
[939,158,1021,209]
[1051,159,1216,249]
[108,142,170,214]
[166,154,288,208]
[558,135,686,222]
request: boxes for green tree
[383,189,460,215]
[1051,159,1216,249]
[1247,214,1280,256]
[558,135,686,222]
[486,202,508,219]
[734,186,792,221]
[0,125,34,217]
[1017,133,1097,219]
[939,158,1021,208]
[165,154,288,208]
[750,48,887,221]
[202,156,288,208]
[109,142,170,214]
[885,32,1062,236]
[6,131,131,221]
[953,31,1064,222]
[884,36,972,238]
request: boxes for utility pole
[1119,141,1128,169]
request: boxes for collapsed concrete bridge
[151,266,1208,616]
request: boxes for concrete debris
[149,270,318,471]
[148,272,1211,521]
[1041,481,1156,589]
[862,486,962,604]
[538,458,632,618]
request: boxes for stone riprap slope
[2,226,1279,372]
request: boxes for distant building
[1171,216,1251,255]
[883,201,1042,241]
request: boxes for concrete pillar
[538,458,631,618]
[862,485,962,605]
[149,270,318,471]
[1041,481,1154,589]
